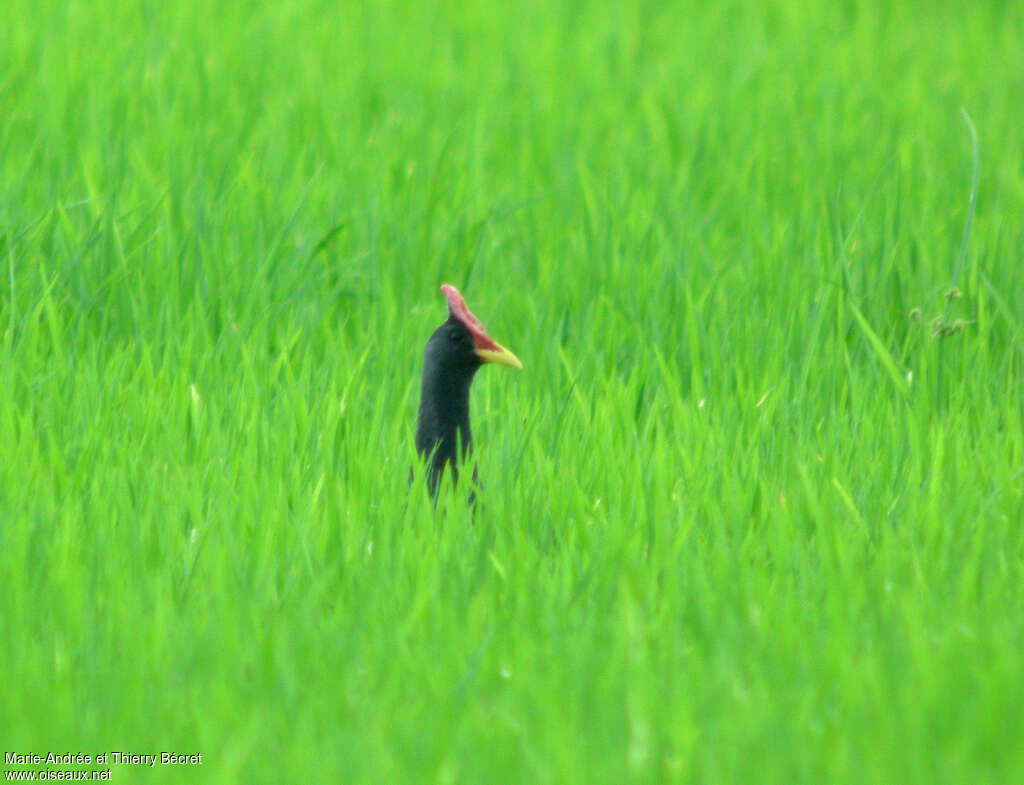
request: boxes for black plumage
[415,315,482,496]
[415,284,521,498]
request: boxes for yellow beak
[476,342,523,370]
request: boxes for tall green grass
[2,0,1023,782]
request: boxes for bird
[415,283,522,499]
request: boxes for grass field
[3,0,1023,782]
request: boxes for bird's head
[424,284,523,372]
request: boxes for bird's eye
[449,330,464,344]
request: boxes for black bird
[415,284,522,498]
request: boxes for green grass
[2,0,1023,782]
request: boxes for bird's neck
[417,363,477,461]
